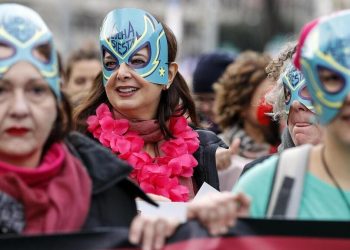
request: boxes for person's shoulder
[65,131,132,185]
[240,155,278,179]
[233,155,279,218]
[233,155,278,193]
[240,154,274,177]
[195,129,228,148]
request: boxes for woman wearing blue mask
[0,3,154,235]
[74,8,226,202]
[233,11,350,220]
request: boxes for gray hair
[265,42,297,121]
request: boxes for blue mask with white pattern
[300,10,350,124]
[100,8,168,86]
[0,4,60,98]
[282,63,314,114]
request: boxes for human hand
[215,138,241,170]
[186,192,250,236]
[129,215,181,250]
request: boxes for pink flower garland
[87,103,200,201]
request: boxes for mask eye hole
[283,85,291,105]
[32,43,52,63]
[103,49,119,71]
[299,85,312,100]
[0,42,15,59]
[317,66,345,94]
[128,43,150,69]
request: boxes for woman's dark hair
[73,21,198,139]
[43,91,73,153]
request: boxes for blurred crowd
[0,3,350,250]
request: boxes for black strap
[271,177,294,218]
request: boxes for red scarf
[112,109,163,143]
[0,143,92,234]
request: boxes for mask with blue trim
[0,4,60,98]
[300,10,350,124]
[282,63,314,114]
[100,8,168,86]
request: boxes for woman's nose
[10,90,30,119]
[116,63,132,81]
[290,100,307,113]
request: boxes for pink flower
[110,135,131,154]
[96,103,112,119]
[140,181,156,194]
[100,116,115,132]
[140,178,170,198]
[185,137,200,154]
[125,133,144,152]
[114,119,129,135]
[140,175,171,198]
[100,117,129,135]
[156,156,172,165]
[169,116,188,135]
[169,183,189,202]
[99,131,113,147]
[87,115,99,132]
[138,163,170,182]
[168,116,200,154]
[127,152,153,171]
[160,138,188,157]
[167,154,198,177]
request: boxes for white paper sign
[136,182,219,222]
[136,200,187,222]
[193,182,220,201]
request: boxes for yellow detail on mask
[103,14,154,61]
[301,59,342,109]
[0,27,45,48]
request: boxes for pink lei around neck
[87,103,200,201]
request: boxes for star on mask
[159,67,165,77]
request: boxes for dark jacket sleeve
[193,129,228,191]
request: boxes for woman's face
[0,61,57,165]
[245,79,274,127]
[65,59,101,96]
[104,47,164,120]
[287,100,322,146]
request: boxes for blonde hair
[265,42,297,121]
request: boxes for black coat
[65,132,155,229]
[193,129,228,191]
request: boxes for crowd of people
[0,3,350,250]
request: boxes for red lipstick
[6,128,29,136]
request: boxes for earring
[163,84,170,90]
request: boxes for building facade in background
[6,0,350,76]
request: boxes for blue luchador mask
[300,10,350,124]
[100,8,168,86]
[0,4,60,98]
[282,63,314,114]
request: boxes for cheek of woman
[105,73,163,119]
